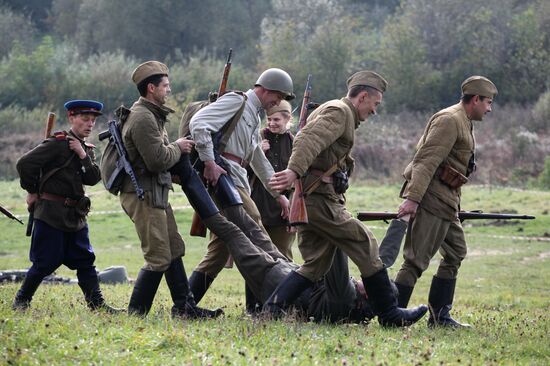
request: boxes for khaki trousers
[265,225,295,260]
[194,186,269,277]
[296,193,384,281]
[395,206,467,287]
[120,192,185,272]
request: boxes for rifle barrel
[356,211,536,221]
[0,205,24,225]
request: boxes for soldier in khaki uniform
[394,76,498,328]
[188,68,294,311]
[121,61,221,318]
[14,100,120,312]
[266,71,428,327]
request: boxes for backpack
[99,106,134,196]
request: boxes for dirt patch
[521,251,550,264]
[468,248,518,257]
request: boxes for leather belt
[222,152,249,168]
[309,169,333,184]
[40,192,78,207]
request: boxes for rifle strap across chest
[217,93,247,153]
[38,153,76,194]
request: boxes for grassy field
[0,180,549,365]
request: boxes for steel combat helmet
[255,68,295,100]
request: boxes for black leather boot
[262,271,313,319]
[428,276,471,328]
[395,282,414,308]
[245,284,262,315]
[188,270,215,304]
[12,272,44,310]
[78,278,124,313]
[128,269,164,316]
[165,258,223,319]
[362,269,428,327]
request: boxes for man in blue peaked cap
[13,99,122,313]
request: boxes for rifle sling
[217,94,247,153]
[302,164,339,196]
[38,154,76,194]
[302,153,349,196]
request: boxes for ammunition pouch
[75,196,91,219]
[151,172,171,209]
[332,170,349,194]
[437,164,468,189]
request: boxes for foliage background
[0,0,549,185]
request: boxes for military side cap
[346,70,388,93]
[461,76,498,98]
[132,61,169,85]
[64,99,103,116]
[267,100,292,116]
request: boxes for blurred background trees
[0,0,548,187]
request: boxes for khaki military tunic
[17,130,100,232]
[120,97,185,272]
[396,102,473,286]
[288,97,384,281]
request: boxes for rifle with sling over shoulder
[189,49,233,237]
[26,112,56,236]
[288,74,312,226]
[357,211,535,222]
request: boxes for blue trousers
[27,219,97,283]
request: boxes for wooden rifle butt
[189,212,207,237]
[288,180,308,226]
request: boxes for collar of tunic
[136,97,175,119]
[342,97,361,128]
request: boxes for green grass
[1,180,549,365]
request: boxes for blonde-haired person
[250,100,296,259]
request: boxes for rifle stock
[189,206,207,237]
[189,48,233,237]
[217,48,232,97]
[288,74,312,226]
[27,112,57,236]
[357,211,536,221]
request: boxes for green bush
[538,156,550,190]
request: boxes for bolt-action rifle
[357,211,535,222]
[288,74,312,226]
[26,112,56,236]
[189,49,233,237]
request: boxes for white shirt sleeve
[189,93,244,162]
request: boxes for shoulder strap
[218,92,247,153]
[38,153,76,194]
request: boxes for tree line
[0,0,549,186]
